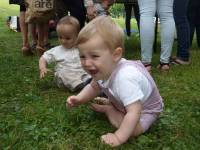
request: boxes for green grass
[0,0,200,149]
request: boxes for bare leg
[43,23,49,47]
[19,11,29,48]
[37,23,45,48]
[19,11,34,56]
[29,23,37,45]
[91,103,123,128]
[36,23,46,56]
[91,103,144,137]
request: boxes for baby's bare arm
[114,101,142,143]
[39,57,48,78]
[66,79,101,108]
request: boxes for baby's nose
[83,58,92,67]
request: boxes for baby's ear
[113,47,123,62]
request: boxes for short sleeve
[112,67,149,106]
[42,48,56,64]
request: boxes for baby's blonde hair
[77,15,124,51]
[57,16,80,35]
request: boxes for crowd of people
[124,0,199,71]
[8,0,199,148]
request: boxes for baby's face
[57,24,77,49]
[78,35,118,81]
[101,0,114,10]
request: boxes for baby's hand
[39,68,50,78]
[66,96,80,109]
[86,5,96,20]
[101,0,113,10]
[101,133,121,147]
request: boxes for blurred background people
[188,0,200,48]
[172,0,190,65]
[138,0,175,71]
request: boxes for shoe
[36,46,45,57]
[170,57,190,65]
[157,62,170,71]
[143,63,152,72]
[30,43,37,53]
[22,46,33,56]
[44,43,54,50]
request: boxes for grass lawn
[0,1,200,149]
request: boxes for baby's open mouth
[88,69,98,75]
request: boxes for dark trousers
[124,2,140,36]
[188,0,200,47]
[56,0,86,29]
[173,0,190,61]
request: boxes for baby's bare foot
[90,103,111,113]
[94,97,110,105]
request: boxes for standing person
[84,0,115,21]
[9,0,37,56]
[171,0,190,65]
[66,16,163,147]
[35,22,50,56]
[188,0,200,48]
[62,0,86,29]
[138,0,175,71]
[124,0,140,37]
[39,16,91,92]
[25,0,54,56]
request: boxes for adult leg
[173,0,190,61]
[133,2,140,30]
[196,0,200,47]
[158,0,175,64]
[19,11,28,48]
[138,0,156,66]
[29,24,37,44]
[187,0,196,47]
[124,4,132,37]
[36,22,48,56]
[19,4,33,55]
[43,24,51,49]
[67,0,86,29]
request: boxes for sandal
[170,57,190,65]
[143,63,152,72]
[36,46,45,57]
[157,62,170,71]
[44,43,54,50]
[21,46,33,56]
[30,43,37,53]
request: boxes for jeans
[173,0,190,61]
[138,0,175,64]
[188,0,200,48]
